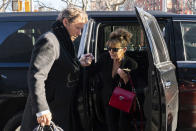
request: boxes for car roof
[0,12,59,21]
[87,11,196,20]
[88,10,175,18]
[0,11,196,21]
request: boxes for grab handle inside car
[0,74,7,79]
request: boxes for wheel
[3,112,23,131]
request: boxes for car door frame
[172,18,196,130]
[77,19,96,131]
[135,7,179,131]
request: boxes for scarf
[52,20,76,59]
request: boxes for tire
[3,112,23,131]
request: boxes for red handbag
[109,75,136,113]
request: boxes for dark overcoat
[90,52,138,131]
[21,21,81,131]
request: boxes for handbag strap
[128,74,136,92]
[118,74,135,90]
[128,74,144,131]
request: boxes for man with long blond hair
[21,7,93,131]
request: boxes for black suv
[0,8,196,131]
[0,12,57,130]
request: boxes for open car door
[135,7,179,131]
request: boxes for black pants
[105,105,134,131]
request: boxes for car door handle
[0,74,7,79]
[164,81,171,88]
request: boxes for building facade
[134,0,196,14]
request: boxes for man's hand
[37,112,52,127]
[79,53,94,67]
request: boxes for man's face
[63,17,86,41]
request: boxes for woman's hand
[79,53,94,67]
[117,68,129,84]
[37,112,52,127]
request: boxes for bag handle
[128,74,135,92]
[128,74,144,131]
[35,121,62,131]
[117,73,135,91]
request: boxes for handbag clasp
[119,96,125,100]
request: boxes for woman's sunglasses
[107,47,123,52]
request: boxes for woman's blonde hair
[106,28,132,47]
[57,7,88,23]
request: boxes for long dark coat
[21,21,81,131]
[90,52,138,131]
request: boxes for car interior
[84,23,151,130]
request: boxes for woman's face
[108,43,127,61]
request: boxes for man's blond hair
[57,7,88,23]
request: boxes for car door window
[100,23,166,52]
[181,22,196,61]
[143,15,170,63]
[0,21,54,62]
[102,24,147,51]
[78,20,94,57]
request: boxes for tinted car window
[0,21,54,62]
[144,16,169,63]
[102,23,166,52]
[103,24,147,51]
[0,22,26,44]
[181,22,196,61]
